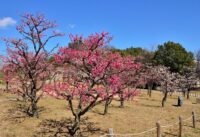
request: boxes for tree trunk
[149,89,152,97]
[103,98,112,115]
[147,83,152,97]
[183,90,186,97]
[162,91,168,107]
[6,81,9,92]
[119,92,124,108]
[22,93,28,102]
[103,100,109,115]
[28,99,39,118]
[187,89,190,100]
[120,98,124,108]
[27,88,39,118]
[69,115,81,137]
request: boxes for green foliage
[112,47,154,63]
[121,47,146,56]
[153,41,194,73]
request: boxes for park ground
[0,89,200,137]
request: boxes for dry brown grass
[0,89,200,137]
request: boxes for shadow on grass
[183,124,194,128]
[34,117,106,137]
[3,102,46,123]
[91,104,129,115]
[172,104,181,107]
[139,103,161,108]
[141,97,160,102]
[163,132,177,137]
[91,109,105,115]
[1,103,28,123]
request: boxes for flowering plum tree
[177,74,188,97]
[102,56,141,114]
[143,64,163,97]
[1,13,63,117]
[182,67,198,99]
[159,66,179,107]
[1,64,13,92]
[196,50,200,78]
[43,32,141,136]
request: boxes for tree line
[112,42,196,74]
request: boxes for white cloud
[68,24,76,29]
[0,17,16,28]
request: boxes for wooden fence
[176,92,200,98]
[100,111,198,137]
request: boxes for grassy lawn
[1,89,200,137]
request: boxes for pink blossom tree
[43,32,140,136]
[143,64,163,97]
[102,56,141,114]
[1,64,13,92]
[1,13,63,117]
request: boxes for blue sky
[0,0,200,53]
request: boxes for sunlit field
[1,88,200,137]
[1,1,200,137]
